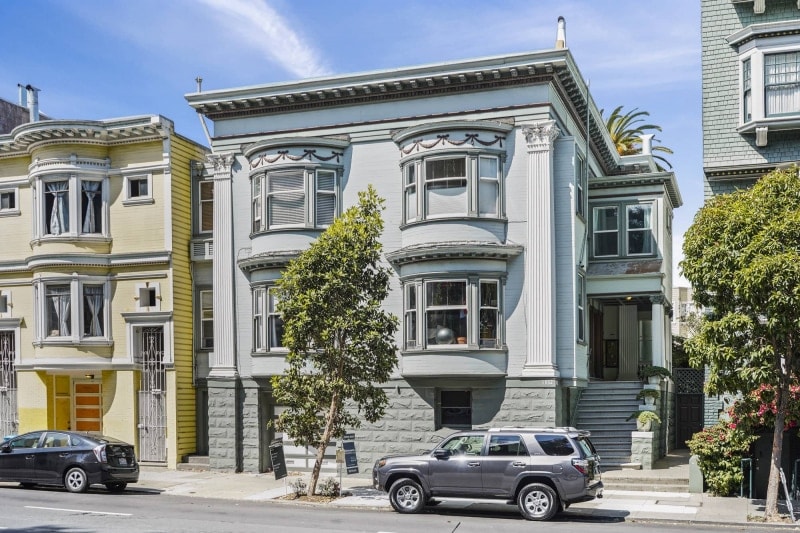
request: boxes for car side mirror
[433,448,451,459]
[0,444,11,453]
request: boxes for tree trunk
[764,382,789,520]
[309,392,339,498]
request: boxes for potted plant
[627,410,661,431]
[636,388,660,406]
[639,365,672,385]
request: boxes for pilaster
[650,294,666,368]
[521,121,560,377]
[207,153,238,378]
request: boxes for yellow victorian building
[0,90,208,468]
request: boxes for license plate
[119,458,127,466]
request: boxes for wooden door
[676,394,704,448]
[73,381,102,433]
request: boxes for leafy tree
[681,167,800,519]
[271,185,398,497]
[603,105,673,170]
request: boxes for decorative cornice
[522,121,560,152]
[726,18,800,48]
[704,164,777,181]
[590,171,683,208]
[0,252,172,273]
[386,241,523,267]
[238,249,303,272]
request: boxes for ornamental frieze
[400,132,506,155]
[248,148,343,170]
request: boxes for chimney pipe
[26,84,40,122]
[17,84,27,107]
[555,16,566,49]
[640,134,655,156]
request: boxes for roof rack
[487,426,591,436]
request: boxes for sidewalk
[134,465,796,527]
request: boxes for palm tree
[603,105,673,170]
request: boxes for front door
[675,368,706,448]
[73,381,102,433]
[0,330,18,438]
[138,327,166,462]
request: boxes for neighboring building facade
[701,0,800,424]
[187,31,682,471]
[0,87,208,468]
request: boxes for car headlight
[376,459,387,468]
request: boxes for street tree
[681,167,800,520]
[603,105,673,170]
[271,185,398,497]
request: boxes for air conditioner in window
[191,239,213,261]
[202,337,214,349]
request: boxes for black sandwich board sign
[269,438,288,480]
[342,432,358,475]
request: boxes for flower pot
[648,375,661,386]
[644,396,656,406]
[636,419,652,431]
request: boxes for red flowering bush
[728,383,800,434]
[686,422,757,496]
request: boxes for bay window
[37,278,110,343]
[36,175,107,239]
[251,167,339,232]
[404,278,502,349]
[765,51,800,117]
[253,286,285,352]
[402,153,502,223]
[592,203,655,258]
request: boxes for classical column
[207,153,238,378]
[521,120,560,377]
[619,305,639,380]
[650,294,666,369]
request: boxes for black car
[0,430,139,493]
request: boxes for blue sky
[2,0,700,284]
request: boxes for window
[253,286,285,352]
[403,154,501,223]
[37,279,110,343]
[488,434,528,456]
[743,58,752,122]
[251,167,338,232]
[765,52,800,117]
[200,290,213,349]
[124,174,152,204]
[136,283,160,311]
[592,203,654,258]
[199,180,213,233]
[37,176,107,239]
[0,189,17,214]
[404,278,501,349]
[576,155,587,217]
[439,390,472,429]
[535,434,576,456]
[576,272,586,343]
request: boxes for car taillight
[571,458,589,475]
[93,444,107,463]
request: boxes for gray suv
[372,427,602,521]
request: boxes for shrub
[636,389,660,400]
[626,410,661,424]
[317,477,341,497]
[639,365,672,380]
[729,383,800,434]
[289,478,308,496]
[686,422,757,496]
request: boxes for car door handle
[59,453,70,457]
[467,461,481,467]
[512,462,526,467]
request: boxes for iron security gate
[675,368,705,448]
[0,331,17,438]
[137,327,166,462]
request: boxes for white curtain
[48,286,71,336]
[84,285,103,337]
[765,53,800,116]
[82,181,101,233]
[46,182,69,235]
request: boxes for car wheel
[64,467,89,493]
[389,478,425,513]
[517,482,558,521]
[105,482,127,493]
[20,482,36,489]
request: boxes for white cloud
[197,0,330,79]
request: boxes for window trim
[401,151,504,225]
[251,166,340,233]
[199,289,213,350]
[0,188,20,217]
[33,174,110,242]
[403,276,504,351]
[591,202,656,259]
[252,285,286,354]
[34,277,112,346]
[122,173,154,205]
[576,271,586,344]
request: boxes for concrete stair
[177,455,210,471]
[575,380,642,468]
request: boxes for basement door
[137,326,166,463]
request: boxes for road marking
[25,506,132,517]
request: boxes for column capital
[206,153,236,177]
[650,294,665,305]
[522,120,561,152]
